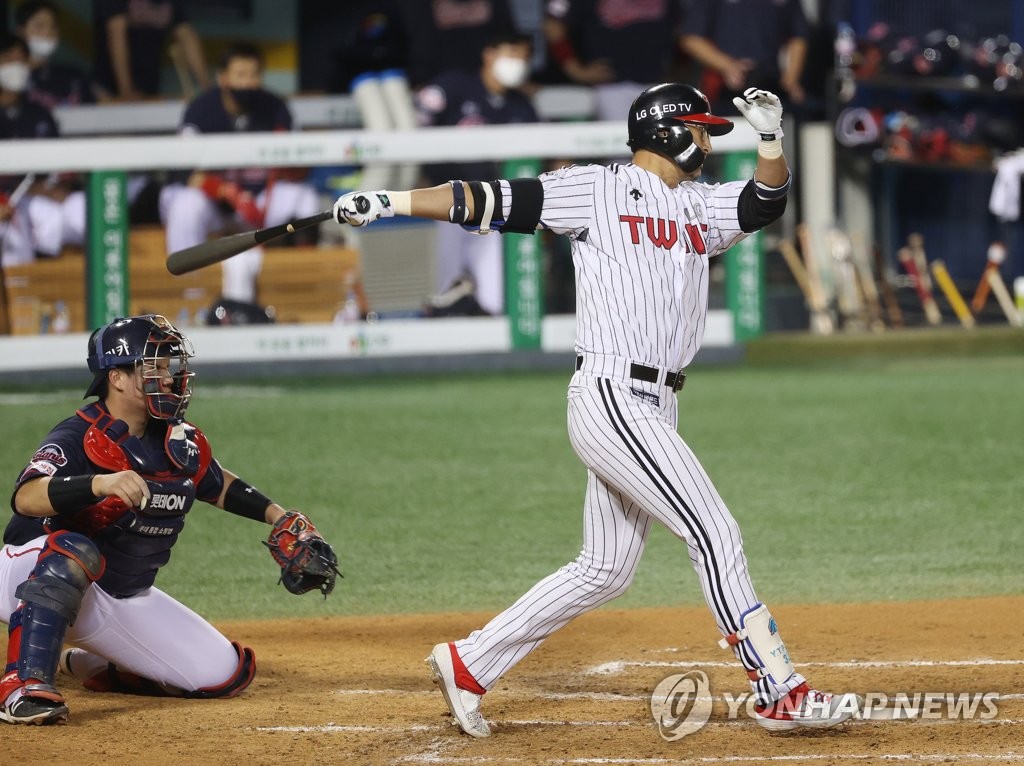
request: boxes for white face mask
[0,62,31,93]
[492,56,528,89]
[27,36,58,60]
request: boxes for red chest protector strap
[76,403,212,484]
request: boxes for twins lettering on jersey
[619,215,708,253]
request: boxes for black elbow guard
[737,177,789,233]
[501,178,544,234]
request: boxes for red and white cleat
[754,682,862,731]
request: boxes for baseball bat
[906,233,941,325]
[849,230,885,332]
[796,223,834,335]
[873,243,903,328]
[166,209,338,275]
[778,239,813,304]
[970,242,1006,314]
[929,260,974,328]
[987,268,1024,327]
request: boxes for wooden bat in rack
[900,234,941,325]
[873,242,903,328]
[849,230,885,332]
[166,209,339,275]
[987,266,1024,327]
[778,238,814,305]
[970,242,1006,314]
[795,224,834,335]
[929,260,974,328]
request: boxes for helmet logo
[635,102,693,120]
[108,339,132,358]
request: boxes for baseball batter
[0,314,338,725]
[334,84,861,735]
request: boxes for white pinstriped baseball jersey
[536,162,747,370]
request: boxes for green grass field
[2,333,1022,621]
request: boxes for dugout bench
[2,225,363,335]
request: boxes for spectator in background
[416,32,538,316]
[680,0,809,114]
[542,0,682,120]
[298,0,407,93]
[0,32,85,269]
[15,0,98,108]
[401,0,520,88]
[159,43,319,305]
[93,0,209,100]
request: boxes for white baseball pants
[1,535,238,691]
[454,355,806,703]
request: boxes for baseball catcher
[0,314,340,725]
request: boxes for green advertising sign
[501,159,543,349]
[86,171,129,328]
[722,151,765,341]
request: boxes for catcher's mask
[626,83,734,173]
[84,314,195,420]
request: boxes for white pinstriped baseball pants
[454,355,806,703]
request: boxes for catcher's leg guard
[184,641,256,699]
[7,532,103,683]
[718,603,796,686]
[2,532,102,724]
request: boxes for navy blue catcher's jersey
[416,70,538,185]
[5,408,225,598]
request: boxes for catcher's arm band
[264,511,341,598]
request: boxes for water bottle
[52,301,71,333]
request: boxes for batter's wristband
[757,138,784,159]
[223,479,273,522]
[47,475,99,515]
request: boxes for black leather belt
[575,355,686,392]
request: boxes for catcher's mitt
[264,511,340,597]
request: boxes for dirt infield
[18,596,1024,765]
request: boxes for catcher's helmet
[84,314,195,420]
[626,83,733,172]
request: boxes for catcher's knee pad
[11,532,104,684]
[718,603,796,686]
[183,641,256,699]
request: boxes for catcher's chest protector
[45,403,214,597]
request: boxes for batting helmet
[626,83,733,173]
[84,314,195,420]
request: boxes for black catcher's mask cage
[85,314,195,420]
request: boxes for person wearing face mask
[159,43,319,306]
[14,0,98,109]
[414,32,539,316]
[0,32,87,270]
